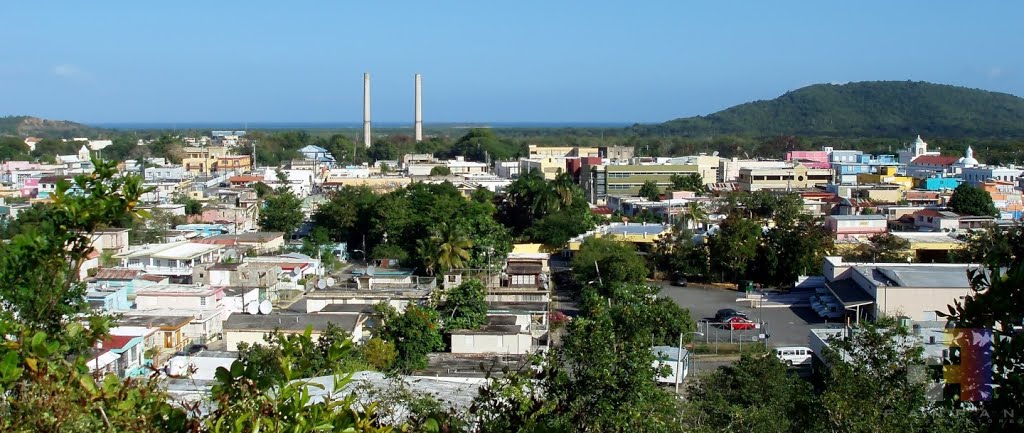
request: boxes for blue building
[831,153,901,185]
[921,177,961,191]
[175,223,229,237]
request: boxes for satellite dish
[258,300,272,315]
[325,277,335,286]
[245,302,259,315]
[316,279,327,289]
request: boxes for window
[511,275,536,286]
[200,297,207,307]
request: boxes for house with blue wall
[920,176,961,191]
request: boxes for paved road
[655,282,830,348]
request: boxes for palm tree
[433,222,473,273]
[682,202,709,230]
[551,170,575,209]
[417,238,439,275]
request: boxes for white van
[774,347,813,366]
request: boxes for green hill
[0,115,102,138]
[634,81,1024,138]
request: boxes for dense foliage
[497,170,596,247]
[258,185,304,235]
[438,279,489,331]
[313,182,512,273]
[635,81,1024,138]
[948,183,999,217]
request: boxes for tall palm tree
[551,170,576,209]
[433,222,473,273]
[683,201,709,230]
[417,238,439,275]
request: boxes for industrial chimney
[414,73,423,142]
[363,73,371,148]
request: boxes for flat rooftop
[853,265,976,289]
[222,313,358,333]
[136,284,221,297]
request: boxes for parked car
[722,316,757,330]
[672,277,688,287]
[714,308,748,322]
[175,344,208,357]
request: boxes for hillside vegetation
[0,115,102,138]
[633,81,1024,138]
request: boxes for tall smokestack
[414,73,423,142]
[363,73,371,148]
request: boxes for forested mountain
[0,115,103,138]
[634,81,1024,138]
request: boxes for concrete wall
[451,333,532,355]
[873,287,973,321]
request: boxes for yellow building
[856,166,914,190]
[520,157,568,180]
[527,145,599,158]
[183,146,229,174]
[567,223,668,251]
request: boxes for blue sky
[1,1,1021,124]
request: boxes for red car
[723,316,757,330]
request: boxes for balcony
[123,264,194,276]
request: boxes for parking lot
[655,282,830,348]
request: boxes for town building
[816,256,979,322]
[222,314,363,351]
[737,163,832,192]
[115,241,223,278]
[824,215,888,240]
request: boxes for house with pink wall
[785,150,832,169]
[824,214,888,240]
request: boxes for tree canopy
[948,183,999,217]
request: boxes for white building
[898,135,941,165]
[449,315,535,355]
[115,241,223,276]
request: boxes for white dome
[960,146,979,166]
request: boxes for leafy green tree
[380,304,445,372]
[0,159,147,335]
[235,324,368,386]
[252,181,272,198]
[539,305,685,432]
[0,136,30,160]
[754,214,834,287]
[259,187,304,235]
[844,232,910,263]
[819,318,977,433]
[360,337,397,371]
[707,214,762,281]
[941,226,1024,430]
[571,237,648,292]
[172,193,202,215]
[527,209,595,248]
[442,128,523,162]
[439,279,488,331]
[429,165,451,176]
[653,227,710,281]
[312,185,377,243]
[639,180,661,201]
[669,173,707,195]
[948,183,999,217]
[951,224,1024,266]
[433,222,473,273]
[682,352,817,433]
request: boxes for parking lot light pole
[677,331,705,393]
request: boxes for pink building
[824,214,888,240]
[785,150,831,169]
[20,177,39,198]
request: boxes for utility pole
[675,333,684,393]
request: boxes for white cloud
[53,64,81,78]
